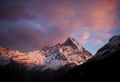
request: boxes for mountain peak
[63,37,82,51]
[64,37,77,45]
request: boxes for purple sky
[0,0,120,54]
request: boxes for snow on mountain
[0,37,92,71]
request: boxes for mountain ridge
[0,37,92,71]
[0,35,120,82]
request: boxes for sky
[0,0,120,55]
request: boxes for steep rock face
[55,35,120,82]
[60,37,89,65]
[0,37,92,71]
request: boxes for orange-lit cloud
[79,32,90,44]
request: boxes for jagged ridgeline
[0,37,92,82]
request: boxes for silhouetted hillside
[55,35,120,82]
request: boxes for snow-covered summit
[63,37,83,51]
[0,37,92,71]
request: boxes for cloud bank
[0,0,120,53]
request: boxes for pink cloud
[70,20,81,29]
[96,31,112,40]
[79,32,90,44]
[0,0,119,52]
[93,40,103,45]
[53,3,75,17]
[90,0,119,32]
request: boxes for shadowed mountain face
[0,37,92,82]
[55,35,120,82]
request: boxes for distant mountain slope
[55,35,120,82]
